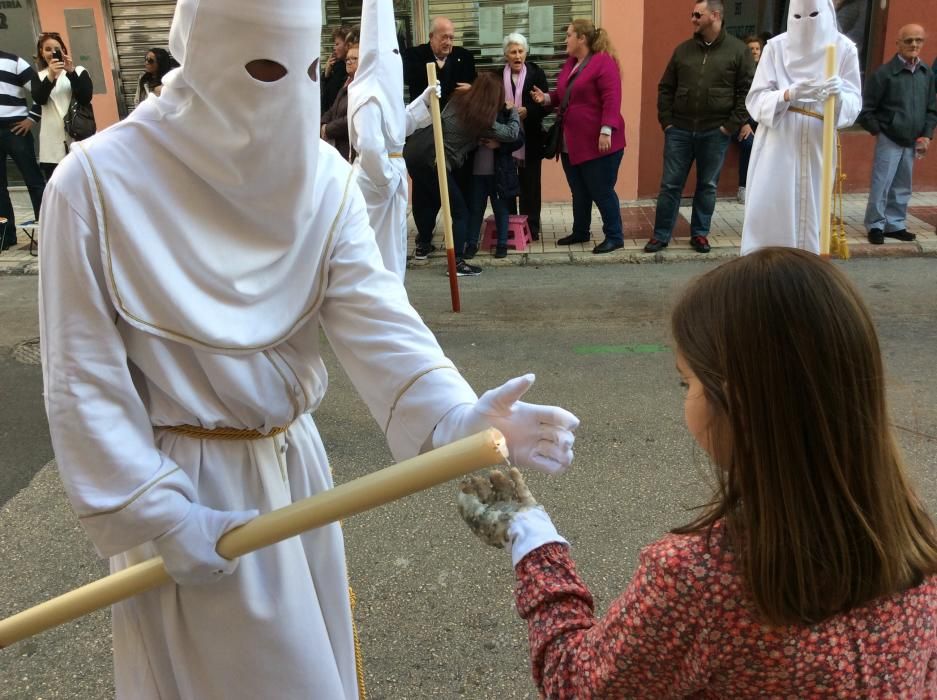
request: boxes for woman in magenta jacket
[532,19,626,254]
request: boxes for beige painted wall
[36,0,120,130]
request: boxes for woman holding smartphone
[31,32,93,180]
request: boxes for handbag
[541,55,592,161]
[403,124,436,170]
[64,96,96,141]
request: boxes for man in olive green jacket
[645,0,755,254]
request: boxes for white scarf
[503,63,527,161]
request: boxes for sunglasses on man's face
[691,11,707,19]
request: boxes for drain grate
[12,337,41,365]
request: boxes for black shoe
[494,245,508,259]
[690,235,711,253]
[867,228,884,245]
[884,229,916,242]
[643,238,668,253]
[450,260,482,277]
[593,239,623,254]
[463,243,478,260]
[557,233,591,245]
[413,243,438,260]
[531,231,540,241]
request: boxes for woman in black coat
[502,33,549,240]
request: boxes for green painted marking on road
[574,344,670,355]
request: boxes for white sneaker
[737,186,746,204]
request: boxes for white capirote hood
[783,0,843,83]
[74,0,357,353]
[347,0,406,150]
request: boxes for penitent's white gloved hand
[457,468,567,567]
[433,374,579,474]
[153,503,258,586]
[788,79,827,103]
[821,75,843,98]
[421,80,442,105]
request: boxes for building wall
[36,0,120,131]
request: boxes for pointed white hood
[784,0,842,83]
[74,0,356,353]
[347,0,406,149]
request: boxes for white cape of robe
[351,99,431,281]
[741,33,861,255]
[39,140,476,700]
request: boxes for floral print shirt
[514,521,937,699]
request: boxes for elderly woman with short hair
[498,32,549,242]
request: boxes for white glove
[457,468,567,567]
[421,80,442,105]
[821,75,843,98]
[433,374,579,474]
[788,79,827,103]
[153,503,258,586]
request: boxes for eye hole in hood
[245,59,287,82]
[307,58,319,81]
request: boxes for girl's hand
[598,133,611,153]
[63,54,75,74]
[48,59,65,80]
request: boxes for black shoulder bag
[541,55,592,161]
[64,97,96,141]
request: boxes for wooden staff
[426,62,461,312]
[819,44,837,257]
[0,429,508,649]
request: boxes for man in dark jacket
[859,24,936,244]
[644,0,755,254]
[403,16,475,106]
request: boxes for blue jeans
[0,127,46,244]
[736,130,754,187]
[561,149,624,243]
[467,175,510,248]
[410,164,468,257]
[864,133,915,233]
[653,127,731,242]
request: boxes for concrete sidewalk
[3,187,936,275]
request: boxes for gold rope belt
[158,424,289,440]
[389,152,403,158]
[789,106,824,120]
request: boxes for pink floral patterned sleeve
[514,539,714,699]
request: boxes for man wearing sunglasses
[858,24,936,245]
[646,0,755,255]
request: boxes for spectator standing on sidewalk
[735,35,764,204]
[32,32,94,181]
[0,48,44,250]
[644,1,755,255]
[404,16,476,261]
[740,0,861,255]
[859,24,936,245]
[321,25,352,115]
[320,42,359,161]
[530,19,627,255]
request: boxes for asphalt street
[1,259,935,699]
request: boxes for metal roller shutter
[106,0,176,117]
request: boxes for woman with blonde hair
[531,20,626,254]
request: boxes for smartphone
[52,48,63,62]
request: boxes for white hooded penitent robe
[348,0,431,281]
[38,1,477,698]
[741,1,861,254]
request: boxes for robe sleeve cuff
[384,366,478,461]
[76,463,196,558]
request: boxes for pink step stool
[480,214,532,252]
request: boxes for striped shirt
[0,49,41,126]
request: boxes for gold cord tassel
[833,135,850,260]
[349,585,367,700]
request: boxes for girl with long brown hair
[404,71,519,276]
[458,248,937,697]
